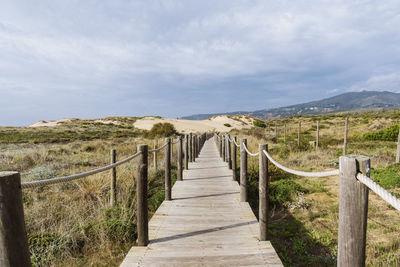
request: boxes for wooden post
[189,133,193,162]
[192,135,196,162]
[240,139,248,202]
[171,137,174,159]
[197,135,200,157]
[195,135,198,158]
[284,123,286,143]
[177,136,183,181]
[227,134,232,169]
[316,121,319,150]
[165,138,172,201]
[136,145,148,246]
[110,149,117,206]
[338,155,369,267]
[225,135,228,162]
[192,135,196,160]
[184,135,189,170]
[0,172,31,267]
[298,121,301,146]
[222,135,226,162]
[259,144,268,241]
[154,139,158,169]
[219,136,222,157]
[232,136,237,181]
[396,129,400,163]
[343,117,349,155]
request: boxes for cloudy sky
[1,0,400,126]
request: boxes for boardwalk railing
[0,133,209,266]
[214,133,400,267]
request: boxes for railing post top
[137,144,148,152]
[0,171,19,178]
[259,144,267,149]
[339,155,370,175]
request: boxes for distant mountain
[181,91,400,120]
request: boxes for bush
[269,180,309,207]
[363,125,399,141]
[371,164,400,189]
[253,120,266,128]
[145,123,177,138]
[224,123,232,127]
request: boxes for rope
[356,173,400,211]
[233,139,240,147]
[263,150,339,177]
[149,142,168,152]
[242,143,259,157]
[21,151,142,189]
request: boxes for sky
[1,0,400,126]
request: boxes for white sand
[28,118,73,127]
[133,115,254,133]
[28,115,254,133]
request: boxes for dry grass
[232,109,400,266]
[1,134,174,266]
[2,109,400,266]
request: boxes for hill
[181,91,400,120]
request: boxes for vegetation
[253,120,266,128]
[1,109,400,266]
[0,120,178,265]
[144,122,177,138]
[231,108,400,266]
[223,123,231,127]
[362,124,399,141]
[0,118,141,144]
[371,164,400,189]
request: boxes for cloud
[0,0,400,125]
[348,72,400,93]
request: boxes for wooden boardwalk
[121,139,282,266]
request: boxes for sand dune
[28,115,255,133]
[133,115,254,133]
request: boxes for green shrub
[371,164,400,189]
[253,120,266,128]
[28,231,77,266]
[363,125,399,141]
[269,180,308,207]
[224,123,232,127]
[145,123,177,138]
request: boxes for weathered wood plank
[120,139,282,266]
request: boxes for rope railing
[232,138,240,147]
[0,133,209,265]
[356,173,400,211]
[263,150,339,177]
[21,151,142,189]
[149,142,168,152]
[214,132,399,266]
[242,143,259,157]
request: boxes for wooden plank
[120,139,282,266]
